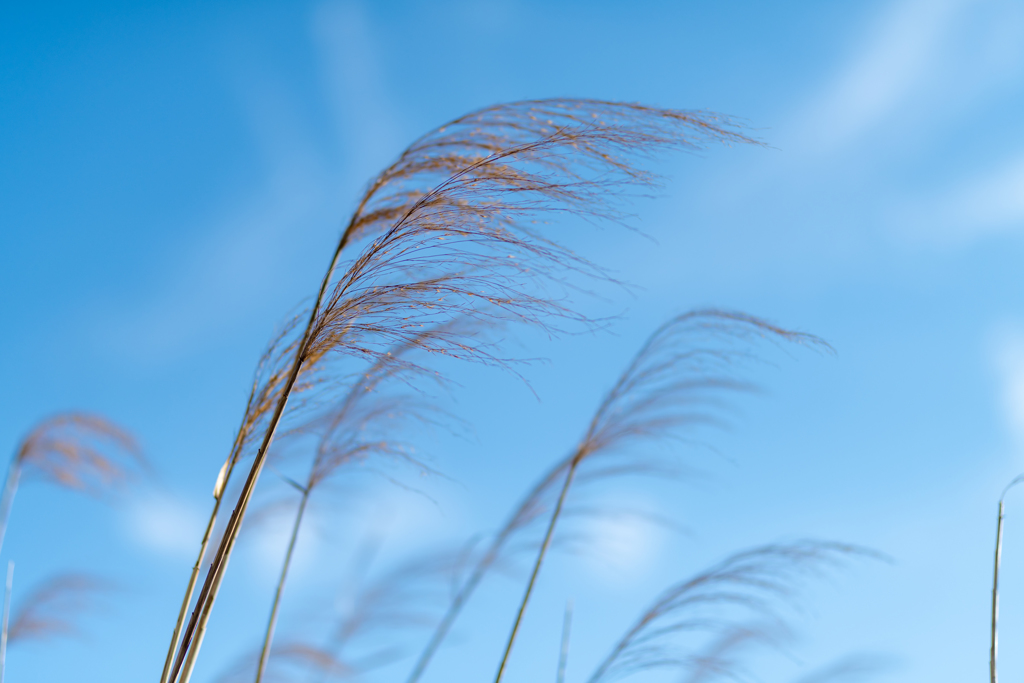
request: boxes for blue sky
[3,0,1024,681]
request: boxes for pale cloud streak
[95,52,335,365]
[312,1,405,178]
[794,0,966,156]
[896,153,1024,245]
[774,0,1024,250]
[126,491,206,559]
[579,503,666,583]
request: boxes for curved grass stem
[168,234,352,683]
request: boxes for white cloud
[126,492,207,559]
[795,0,966,155]
[238,482,453,588]
[241,498,322,584]
[579,505,665,582]
[312,1,405,176]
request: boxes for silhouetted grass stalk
[168,161,394,683]
[168,100,754,682]
[162,323,303,683]
[255,488,310,683]
[992,474,1024,683]
[992,499,1003,683]
[410,311,819,683]
[0,463,22,558]
[494,459,578,683]
[168,234,352,683]
[253,334,435,682]
[159,459,231,683]
[1,561,12,683]
[404,458,571,683]
[179,554,228,683]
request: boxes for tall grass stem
[168,234,353,683]
[179,555,229,683]
[160,497,223,683]
[255,490,310,682]
[993,474,1024,683]
[992,500,1003,683]
[0,463,21,558]
[494,462,578,683]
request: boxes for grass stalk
[411,311,812,683]
[0,462,22,559]
[168,231,355,683]
[494,458,579,683]
[1,561,12,683]
[255,488,310,683]
[179,552,229,683]
[159,493,225,683]
[167,102,755,681]
[992,474,1024,683]
[991,499,1003,683]
[404,461,570,683]
[557,600,572,683]
[169,140,398,679]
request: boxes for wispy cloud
[794,0,965,156]
[241,498,322,585]
[768,0,1024,251]
[579,502,666,583]
[896,153,1024,245]
[94,53,334,365]
[126,491,206,559]
[311,1,405,178]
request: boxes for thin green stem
[992,500,1003,683]
[255,489,310,683]
[494,460,579,683]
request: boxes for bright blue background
[2,1,1024,681]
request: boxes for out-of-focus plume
[410,310,825,683]
[587,541,871,683]
[0,413,142,556]
[7,573,110,645]
[169,99,758,683]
